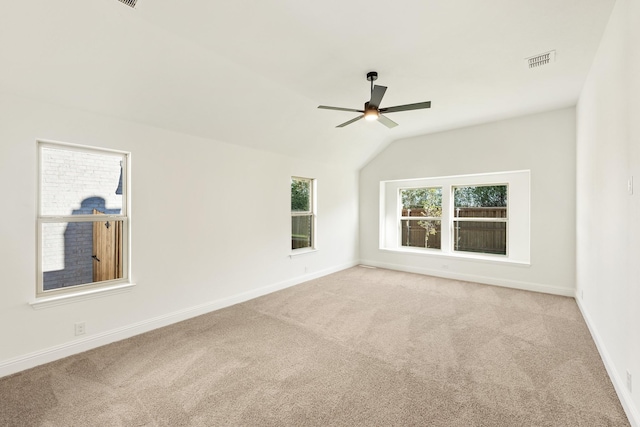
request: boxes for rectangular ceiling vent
[117,0,137,8]
[526,50,556,69]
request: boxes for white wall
[0,93,359,375]
[576,0,640,423]
[360,108,576,296]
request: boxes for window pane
[400,187,442,218]
[401,219,441,249]
[453,221,506,255]
[41,147,123,216]
[42,220,124,291]
[292,215,313,250]
[291,178,311,212]
[454,185,507,218]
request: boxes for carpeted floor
[0,267,630,426]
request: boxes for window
[400,187,442,249]
[291,177,315,251]
[37,141,130,297]
[453,185,508,255]
[380,171,529,264]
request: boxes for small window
[291,177,315,250]
[400,187,442,249]
[37,141,130,297]
[453,185,507,255]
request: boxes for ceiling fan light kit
[364,108,379,121]
[318,71,431,128]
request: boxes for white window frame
[291,176,316,253]
[398,186,443,250]
[380,170,530,265]
[36,140,131,301]
[452,184,509,256]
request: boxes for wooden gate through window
[92,209,123,282]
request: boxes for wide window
[291,177,315,251]
[380,171,529,264]
[37,141,130,297]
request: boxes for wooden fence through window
[401,207,506,254]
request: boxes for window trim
[380,170,530,265]
[291,176,316,252]
[36,140,131,299]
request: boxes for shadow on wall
[43,197,121,291]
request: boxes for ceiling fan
[318,71,431,128]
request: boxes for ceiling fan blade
[336,115,364,128]
[378,114,398,129]
[318,105,364,113]
[368,85,387,109]
[380,101,431,114]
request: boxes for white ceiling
[0,0,615,169]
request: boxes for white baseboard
[575,295,639,427]
[0,261,358,378]
[359,259,574,296]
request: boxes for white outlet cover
[74,322,86,336]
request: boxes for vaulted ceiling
[0,0,616,169]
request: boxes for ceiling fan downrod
[366,71,378,95]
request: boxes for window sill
[380,247,530,267]
[30,282,136,310]
[289,248,318,258]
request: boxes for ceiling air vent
[117,0,137,8]
[526,50,556,69]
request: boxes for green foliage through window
[454,185,507,208]
[401,187,442,248]
[291,179,311,211]
[291,177,314,250]
[401,187,442,217]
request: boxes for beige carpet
[0,267,630,426]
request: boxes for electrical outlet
[442,264,449,270]
[627,371,632,393]
[581,289,584,300]
[628,176,634,195]
[74,322,86,336]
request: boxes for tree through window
[400,187,442,249]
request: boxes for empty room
[0,0,638,425]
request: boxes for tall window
[400,187,442,249]
[291,177,315,251]
[37,141,130,297]
[453,185,508,255]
